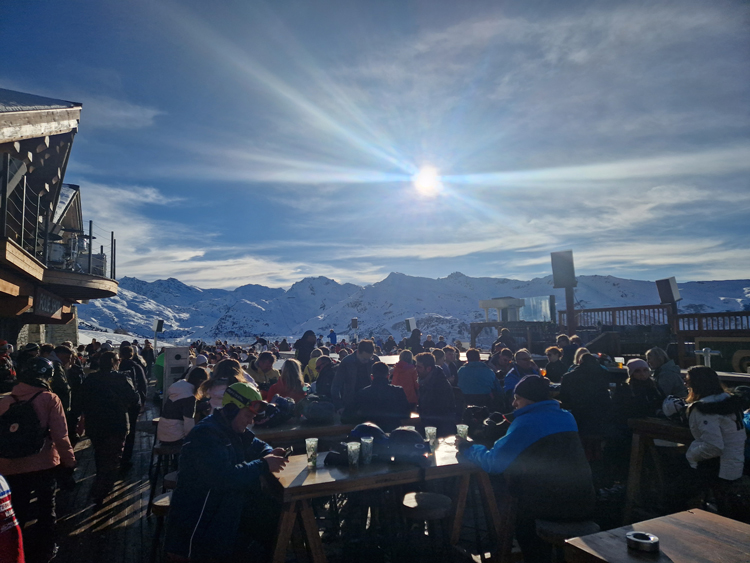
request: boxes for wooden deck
[55,410,159,563]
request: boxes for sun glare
[413,165,442,196]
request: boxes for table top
[627,417,694,443]
[273,436,478,502]
[564,509,750,563]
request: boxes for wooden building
[0,88,117,345]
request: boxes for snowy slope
[76,273,750,345]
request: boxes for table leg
[299,498,327,563]
[450,474,471,545]
[623,432,645,524]
[273,501,298,563]
[476,473,515,563]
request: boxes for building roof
[0,88,80,113]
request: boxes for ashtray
[626,531,659,552]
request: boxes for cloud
[80,95,163,130]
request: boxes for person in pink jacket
[0,357,76,563]
[391,350,419,409]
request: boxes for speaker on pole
[551,250,577,289]
[656,277,681,304]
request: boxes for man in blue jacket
[458,375,595,563]
[457,348,500,407]
[164,383,288,562]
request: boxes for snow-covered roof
[53,184,78,224]
[0,88,79,113]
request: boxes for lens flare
[413,165,442,196]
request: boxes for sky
[2,0,749,289]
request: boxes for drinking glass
[425,426,438,453]
[305,438,318,469]
[347,442,361,469]
[360,437,374,465]
[456,424,469,439]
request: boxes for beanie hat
[222,382,263,409]
[514,375,551,403]
[627,359,649,373]
[195,354,208,366]
[24,343,40,351]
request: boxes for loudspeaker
[152,319,164,333]
[405,317,417,332]
[656,277,681,303]
[551,250,577,289]
[351,317,358,329]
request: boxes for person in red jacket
[0,358,76,563]
[391,350,419,409]
[0,475,24,563]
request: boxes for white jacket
[686,393,746,481]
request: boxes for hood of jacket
[688,392,747,420]
[167,378,195,402]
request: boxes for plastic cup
[425,426,438,452]
[305,438,318,469]
[360,437,374,465]
[456,424,469,439]
[347,442,361,469]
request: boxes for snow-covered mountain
[76,273,750,345]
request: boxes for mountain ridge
[79,273,750,345]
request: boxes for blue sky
[3,0,749,288]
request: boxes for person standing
[118,346,148,469]
[141,340,156,379]
[0,475,24,563]
[294,330,317,367]
[0,358,76,562]
[646,347,687,398]
[328,329,337,346]
[77,351,140,506]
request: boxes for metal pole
[43,208,50,266]
[88,220,93,274]
[34,193,40,258]
[0,153,8,237]
[565,286,576,336]
[110,231,114,278]
[113,238,116,280]
[19,177,26,249]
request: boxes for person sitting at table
[267,359,308,403]
[543,346,566,383]
[157,366,210,446]
[604,359,665,483]
[488,347,513,381]
[647,346,687,399]
[346,362,410,432]
[304,349,323,383]
[415,352,456,436]
[442,345,461,384]
[245,351,280,391]
[684,366,746,517]
[458,375,596,563]
[391,349,419,410]
[313,356,336,399]
[331,339,379,411]
[502,349,540,407]
[164,383,288,562]
[457,348,501,408]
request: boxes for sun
[412,165,442,196]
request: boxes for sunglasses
[248,400,268,416]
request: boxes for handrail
[559,304,671,327]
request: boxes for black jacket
[347,378,410,432]
[559,359,612,436]
[544,360,567,384]
[315,363,337,400]
[78,370,140,437]
[418,368,456,436]
[119,358,148,407]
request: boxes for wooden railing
[676,311,750,333]
[558,304,672,328]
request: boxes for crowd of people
[0,326,748,563]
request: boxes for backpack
[0,392,48,458]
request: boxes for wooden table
[622,418,694,524]
[565,509,750,562]
[271,436,514,563]
[254,413,422,446]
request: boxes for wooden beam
[0,108,81,144]
[0,296,33,316]
[0,278,21,296]
[6,161,27,197]
[0,267,36,295]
